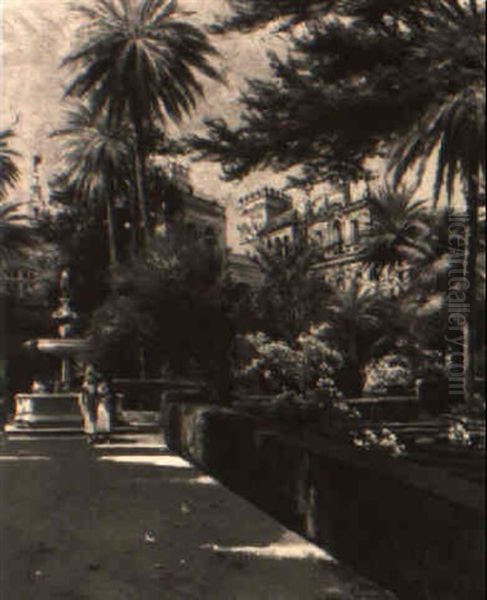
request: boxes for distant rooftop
[238,187,291,209]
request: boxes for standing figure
[96,378,113,443]
[79,364,98,444]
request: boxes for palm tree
[52,103,135,267]
[0,203,35,269]
[361,187,430,276]
[0,129,20,201]
[379,208,453,366]
[253,234,330,343]
[316,282,393,397]
[62,0,221,245]
[362,192,486,389]
[0,130,36,270]
[389,0,485,405]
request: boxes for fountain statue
[4,269,92,432]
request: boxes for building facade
[156,163,227,256]
[235,184,407,295]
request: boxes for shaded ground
[0,432,395,600]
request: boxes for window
[332,221,343,254]
[333,221,343,244]
[369,265,379,282]
[351,220,360,243]
[204,226,217,248]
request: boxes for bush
[87,233,239,399]
[236,330,343,402]
[364,354,414,396]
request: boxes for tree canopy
[189,0,485,189]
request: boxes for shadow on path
[0,433,395,600]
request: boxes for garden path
[0,432,396,599]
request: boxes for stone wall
[163,403,485,600]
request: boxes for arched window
[283,235,290,255]
[275,237,283,255]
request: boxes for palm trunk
[127,186,138,260]
[348,341,363,398]
[106,198,118,268]
[133,148,150,248]
[463,173,479,407]
[131,113,151,249]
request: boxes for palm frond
[0,202,37,267]
[53,103,134,208]
[0,129,21,200]
[63,0,222,133]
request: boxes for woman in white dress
[96,378,113,442]
[80,364,98,444]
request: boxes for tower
[237,187,292,248]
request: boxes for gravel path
[0,432,395,599]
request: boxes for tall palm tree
[364,205,452,363]
[0,129,20,201]
[62,0,222,245]
[52,103,135,267]
[363,192,486,385]
[389,0,485,405]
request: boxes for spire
[29,153,46,214]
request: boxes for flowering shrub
[447,422,472,446]
[353,427,406,457]
[237,330,343,401]
[334,400,362,420]
[364,354,414,395]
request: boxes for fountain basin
[5,393,83,432]
[29,338,92,359]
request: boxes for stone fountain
[5,269,92,432]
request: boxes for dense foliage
[190,0,485,405]
[87,232,238,398]
[237,329,342,400]
[252,235,330,342]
